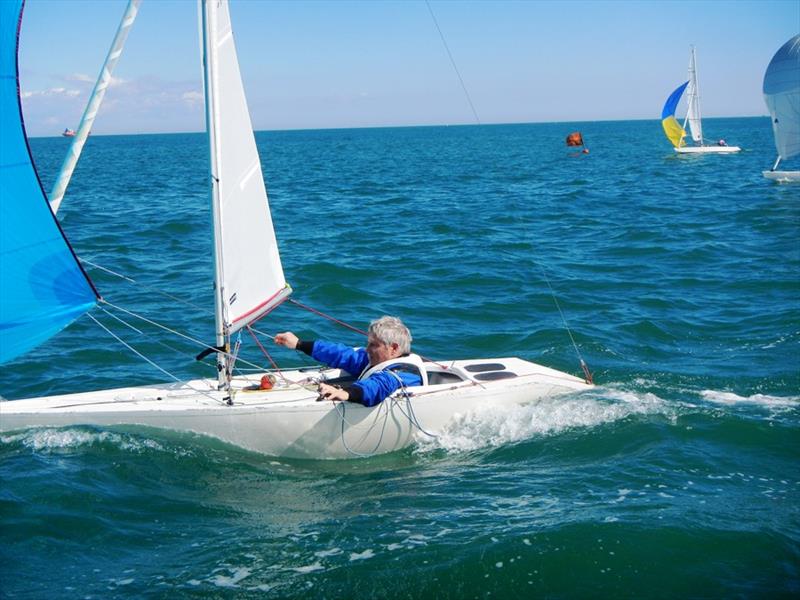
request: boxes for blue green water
[1,118,798,597]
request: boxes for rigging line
[425,0,481,125]
[99,299,268,373]
[246,325,293,385]
[530,258,593,384]
[288,298,368,336]
[86,313,227,405]
[287,298,449,369]
[97,304,201,363]
[82,258,213,315]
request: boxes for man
[274,316,422,406]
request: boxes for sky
[17,0,800,137]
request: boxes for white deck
[0,357,592,459]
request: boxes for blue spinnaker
[0,0,98,364]
[661,81,689,120]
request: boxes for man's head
[366,316,412,365]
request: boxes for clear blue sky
[17,0,800,136]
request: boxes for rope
[86,313,227,405]
[425,0,481,125]
[288,298,368,336]
[83,258,212,314]
[246,326,294,386]
[531,261,593,384]
[100,299,268,373]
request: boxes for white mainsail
[763,35,800,165]
[201,0,290,353]
[685,46,703,144]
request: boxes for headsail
[685,46,703,143]
[763,35,800,164]
[0,0,99,364]
[201,0,290,343]
[661,81,689,148]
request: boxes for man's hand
[318,383,349,402]
[274,332,299,349]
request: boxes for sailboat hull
[675,146,741,154]
[0,358,591,459]
[762,170,800,182]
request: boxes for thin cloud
[21,87,81,99]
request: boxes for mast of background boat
[683,45,704,147]
[49,0,141,214]
[200,0,231,395]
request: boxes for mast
[200,0,231,393]
[50,0,141,213]
[684,45,704,147]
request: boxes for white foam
[0,428,166,453]
[417,388,670,453]
[291,563,324,573]
[210,567,251,588]
[349,549,375,561]
[700,390,799,408]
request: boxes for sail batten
[0,0,98,364]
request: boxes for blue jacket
[306,340,422,407]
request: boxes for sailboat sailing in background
[762,34,800,183]
[0,0,592,459]
[661,46,741,154]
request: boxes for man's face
[366,335,400,365]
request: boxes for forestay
[201,0,290,336]
[0,0,98,364]
[763,35,800,163]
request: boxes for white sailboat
[0,0,592,459]
[762,35,800,183]
[662,46,741,154]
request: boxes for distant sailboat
[762,35,800,183]
[661,46,740,154]
[61,128,76,137]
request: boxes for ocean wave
[416,387,673,453]
[699,390,800,408]
[0,427,182,455]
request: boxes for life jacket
[357,353,428,387]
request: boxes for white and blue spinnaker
[0,0,99,365]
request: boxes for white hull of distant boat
[0,358,591,459]
[675,145,740,154]
[762,170,800,183]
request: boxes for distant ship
[61,128,76,137]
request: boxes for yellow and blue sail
[661,81,689,148]
[0,0,99,364]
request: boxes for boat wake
[415,387,673,454]
[0,427,181,455]
[699,390,800,409]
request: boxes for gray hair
[368,316,412,355]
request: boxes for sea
[1,117,798,598]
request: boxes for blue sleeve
[310,340,370,377]
[352,370,422,407]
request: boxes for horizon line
[31,114,771,139]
